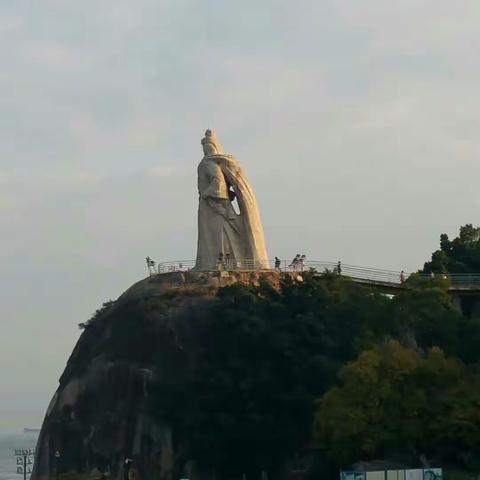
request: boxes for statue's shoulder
[202,154,237,166]
[210,154,238,164]
[206,154,235,159]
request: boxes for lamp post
[55,450,61,480]
[124,458,133,480]
[14,448,35,480]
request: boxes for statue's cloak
[218,155,268,264]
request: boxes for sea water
[0,432,39,480]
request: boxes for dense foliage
[149,264,480,478]
[314,341,480,468]
[151,273,390,477]
[423,224,480,273]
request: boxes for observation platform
[148,259,480,295]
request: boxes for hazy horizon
[1,0,480,429]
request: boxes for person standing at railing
[299,254,306,272]
[400,270,405,283]
[217,252,224,271]
[146,256,156,275]
[274,256,281,270]
[290,254,301,271]
[337,261,342,275]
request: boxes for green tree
[314,341,480,469]
[390,276,463,355]
[423,224,480,273]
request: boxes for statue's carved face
[203,143,217,156]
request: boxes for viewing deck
[150,260,480,294]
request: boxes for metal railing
[433,274,480,289]
[156,260,196,273]
[307,262,480,289]
[155,259,330,273]
[156,258,283,273]
[150,259,480,290]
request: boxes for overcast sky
[1,0,480,430]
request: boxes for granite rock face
[32,271,284,480]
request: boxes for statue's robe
[194,154,269,271]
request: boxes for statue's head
[201,129,223,156]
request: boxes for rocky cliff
[32,270,285,480]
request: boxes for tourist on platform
[337,261,342,275]
[146,256,156,275]
[290,254,301,270]
[299,254,306,271]
[217,252,224,271]
[274,256,281,270]
[400,270,405,283]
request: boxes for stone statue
[194,129,269,271]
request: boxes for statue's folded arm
[199,161,229,199]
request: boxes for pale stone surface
[194,129,269,271]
